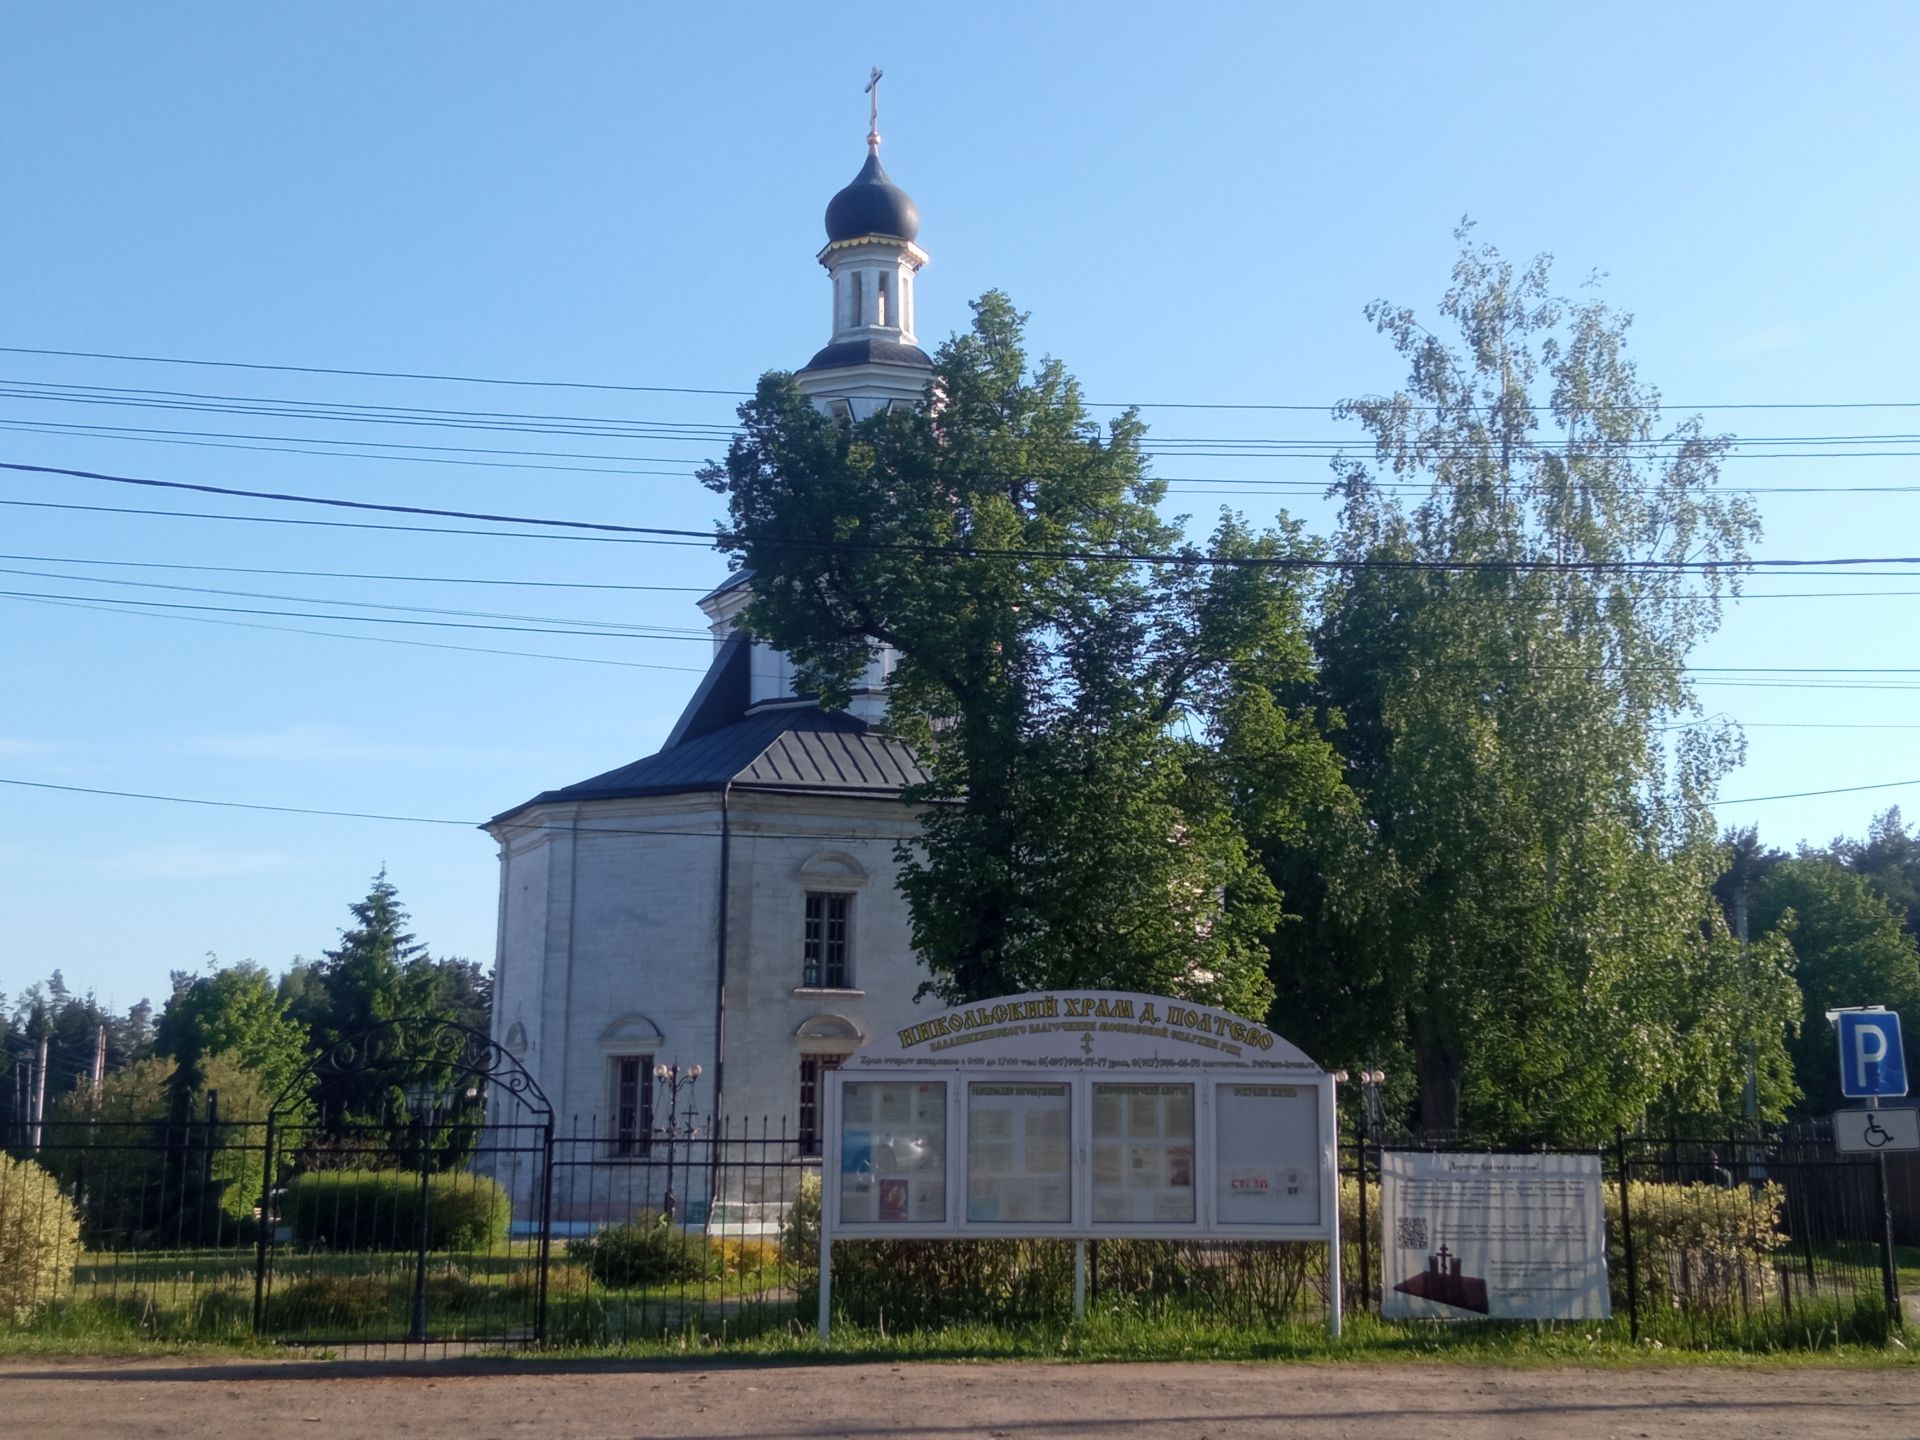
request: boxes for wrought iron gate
[251,1020,554,1350]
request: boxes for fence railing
[2,1116,1905,1351]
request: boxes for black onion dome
[824,149,920,243]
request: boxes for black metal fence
[1,1113,1905,1351]
[1341,1129,1901,1348]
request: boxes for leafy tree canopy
[702,292,1344,1016]
[1751,854,1920,1115]
[1269,224,1785,1137]
[155,959,311,1109]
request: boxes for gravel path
[2,1355,1915,1439]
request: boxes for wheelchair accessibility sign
[1834,1107,1920,1153]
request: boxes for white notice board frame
[818,990,1340,1338]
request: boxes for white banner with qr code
[1379,1151,1610,1321]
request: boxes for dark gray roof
[490,632,926,823]
[798,337,932,375]
[824,148,920,244]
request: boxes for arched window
[876,272,890,327]
[849,271,862,327]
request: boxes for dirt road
[1,1355,1913,1439]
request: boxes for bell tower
[794,69,933,420]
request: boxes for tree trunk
[1413,1025,1463,1137]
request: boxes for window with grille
[803,891,851,988]
[610,1054,654,1157]
[798,1052,845,1157]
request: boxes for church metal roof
[488,632,926,824]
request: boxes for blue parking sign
[1838,1010,1908,1099]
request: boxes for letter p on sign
[1838,1010,1908,1099]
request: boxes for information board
[1214,1083,1321,1226]
[838,1080,947,1225]
[1380,1151,1610,1321]
[1092,1082,1196,1224]
[966,1082,1071,1223]
[819,990,1342,1339]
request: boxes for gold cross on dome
[866,67,883,149]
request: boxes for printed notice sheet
[1380,1151,1609,1321]
[840,1081,946,1225]
[1091,1083,1196,1224]
[1213,1083,1321,1226]
[966,1082,1071,1223]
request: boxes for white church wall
[717,791,929,1135]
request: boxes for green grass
[7,1238,1913,1365]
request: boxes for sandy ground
[1,1356,1915,1439]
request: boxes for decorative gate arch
[253,1019,556,1350]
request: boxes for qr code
[1396,1216,1430,1252]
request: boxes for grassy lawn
[8,1236,1910,1361]
[21,1242,794,1347]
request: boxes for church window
[609,1054,655,1157]
[797,1052,845,1156]
[803,891,851,988]
[849,272,862,327]
[876,272,890,326]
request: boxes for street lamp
[653,1063,703,1224]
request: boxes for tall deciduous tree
[155,960,311,1111]
[703,293,1342,1016]
[1752,854,1920,1115]
[1276,225,1790,1136]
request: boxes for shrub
[1606,1179,1786,1312]
[282,1170,511,1251]
[566,1213,723,1287]
[0,1154,82,1324]
[713,1236,780,1277]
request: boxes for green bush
[282,1169,511,1251]
[567,1213,723,1287]
[0,1154,82,1324]
[1605,1179,1786,1313]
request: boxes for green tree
[702,293,1341,1015]
[154,960,311,1112]
[1752,854,1920,1115]
[1832,808,1920,939]
[1279,225,1783,1137]
[301,870,442,1127]
[45,1053,270,1241]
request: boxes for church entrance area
[250,1020,557,1352]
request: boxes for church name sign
[818,990,1342,1338]
[890,993,1281,1059]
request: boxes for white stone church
[483,122,936,1202]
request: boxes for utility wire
[16,458,1920,572]
[5,344,1916,415]
[7,593,708,673]
[0,776,921,842]
[0,552,709,594]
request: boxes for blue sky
[2,3,1917,1013]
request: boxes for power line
[0,585,709,642]
[0,347,750,398]
[1717,778,1920,805]
[0,564,709,634]
[14,384,1920,460]
[0,776,920,842]
[0,552,709,594]
[5,344,1917,415]
[0,495,718,546]
[19,457,1920,572]
[8,593,708,673]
